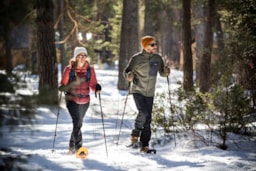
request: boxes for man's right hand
[164,66,170,76]
[127,72,134,82]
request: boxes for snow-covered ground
[0,68,255,171]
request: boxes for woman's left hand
[96,83,102,93]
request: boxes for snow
[0,66,256,171]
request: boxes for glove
[59,85,69,92]
[96,83,102,92]
[127,72,134,82]
[164,66,170,76]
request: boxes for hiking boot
[140,146,149,153]
[131,136,139,143]
[127,136,141,148]
[67,147,76,154]
[129,129,141,148]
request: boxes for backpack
[69,67,91,83]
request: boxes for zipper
[146,54,151,96]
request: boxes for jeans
[66,100,89,150]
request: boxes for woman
[59,47,101,157]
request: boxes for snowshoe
[146,149,157,154]
[140,146,156,154]
[76,146,88,159]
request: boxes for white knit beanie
[73,47,88,57]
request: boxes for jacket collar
[142,50,154,57]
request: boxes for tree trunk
[199,0,215,93]
[182,0,193,91]
[59,0,66,73]
[35,0,58,105]
[117,0,139,90]
[171,8,182,66]
[158,3,173,63]
[144,0,154,36]
[192,0,206,84]
[5,29,12,74]
[215,13,224,53]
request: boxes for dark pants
[131,93,154,147]
[66,100,89,151]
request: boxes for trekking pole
[52,91,63,153]
[167,75,176,146]
[115,82,130,146]
[98,93,108,157]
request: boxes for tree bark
[193,0,206,84]
[5,29,12,74]
[182,0,193,91]
[59,0,66,73]
[117,0,139,90]
[171,8,182,66]
[144,0,154,36]
[158,3,173,63]
[35,0,58,104]
[199,0,215,93]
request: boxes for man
[123,36,170,153]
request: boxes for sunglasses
[149,43,157,47]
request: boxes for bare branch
[54,0,96,44]
[55,25,75,44]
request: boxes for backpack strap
[68,67,91,83]
[86,67,91,81]
[69,68,76,83]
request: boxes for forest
[0,0,256,153]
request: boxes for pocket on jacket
[149,62,159,76]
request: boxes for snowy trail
[1,101,255,171]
